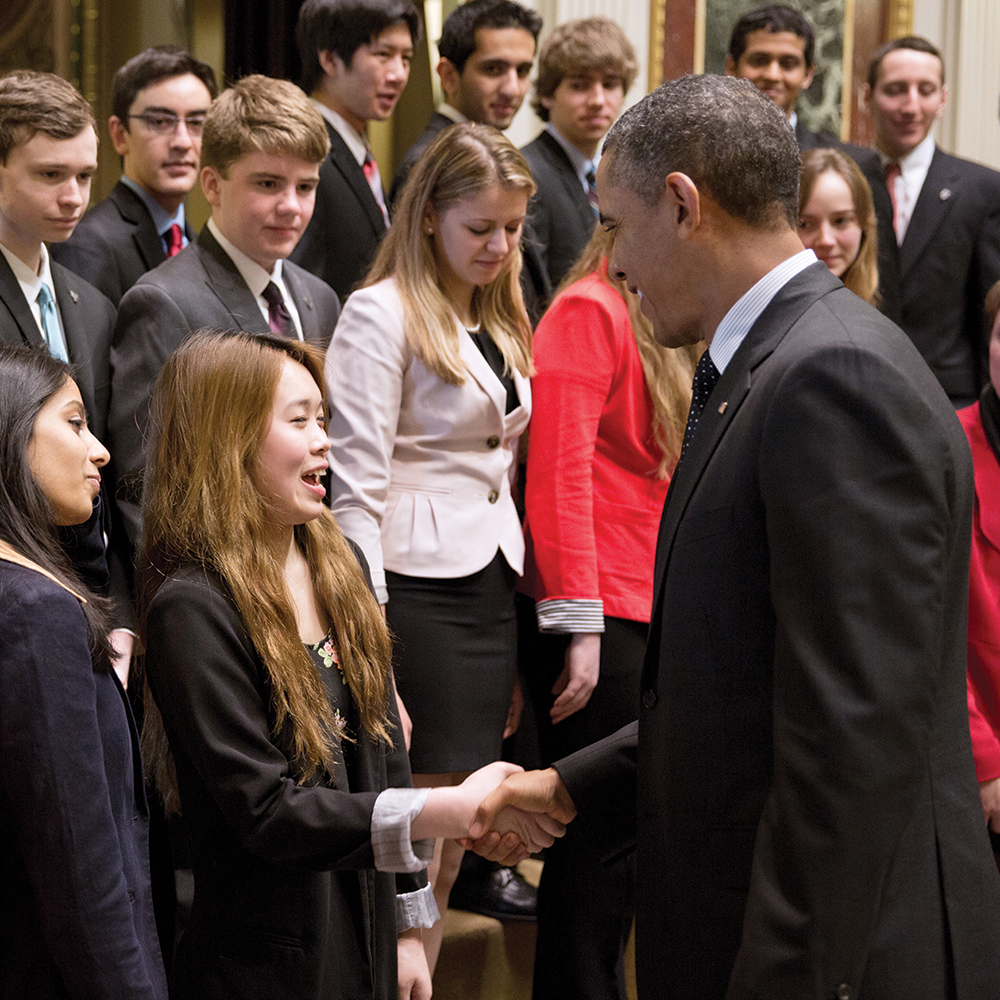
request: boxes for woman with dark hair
[140,331,557,1000]
[326,122,536,969]
[0,344,167,999]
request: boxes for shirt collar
[438,103,468,125]
[119,174,186,237]
[877,132,936,172]
[312,99,367,166]
[789,110,798,129]
[710,249,818,374]
[545,122,598,186]
[0,240,51,291]
[207,216,283,298]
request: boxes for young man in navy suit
[51,47,216,305]
[521,17,636,304]
[290,0,419,302]
[858,36,1000,406]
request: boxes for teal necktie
[36,283,69,362]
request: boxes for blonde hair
[140,332,392,812]
[557,226,699,475]
[799,148,880,306]
[367,123,535,385]
[199,74,330,176]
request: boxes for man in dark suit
[389,0,541,207]
[469,75,1000,999]
[50,47,216,305]
[856,36,1000,406]
[725,4,837,150]
[111,75,340,557]
[520,17,636,307]
[289,0,419,302]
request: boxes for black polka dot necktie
[680,351,721,460]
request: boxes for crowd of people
[4,1,1000,999]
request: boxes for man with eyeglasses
[51,46,216,305]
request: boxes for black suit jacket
[521,129,597,295]
[557,263,1000,999]
[852,145,1000,403]
[110,225,340,554]
[50,180,194,306]
[794,118,839,151]
[289,120,387,302]
[389,111,453,210]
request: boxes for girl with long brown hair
[140,332,558,1000]
[520,225,698,1000]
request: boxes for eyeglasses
[129,112,207,136]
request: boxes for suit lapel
[327,124,386,237]
[458,323,508,418]
[282,265,320,344]
[195,226,271,334]
[899,147,959,278]
[109,181,167,273]
[0,252,44,348]
[541,130,595,235]
[50,263,89,364]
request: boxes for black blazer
[109,224,340,554]
[0,556,166,1000]
[794,118,839,151]
[521,129,597,295]
[289,121,387,302]
[853,144,1000,403]
[50,181,194,306]
[389,111,453,210]
[144,563,424,1000]
[557,263,1000,1000]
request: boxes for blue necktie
[586,166,599,218]
[36,283,69,362]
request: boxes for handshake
[412,762,579,864]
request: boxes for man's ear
[665,172,700,236]
[437,58,458,102]
[724,54,737,77]
[862,83,872,114]
[201,165,222,207]
[318,50,342,81]
[108,116,129,157]
[801,64,816,90]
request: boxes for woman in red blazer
[520,227,697,1000]
[961,280,1000,865]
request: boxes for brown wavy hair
[140,332,392,811]
[556,226,700,475]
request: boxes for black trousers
[519,597,645,1000]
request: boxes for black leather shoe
[449,856,538,921]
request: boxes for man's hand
[550,633,600,724]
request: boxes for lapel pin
[304,296,313,310]
[68,290,79,303]
[939,188,951,201]
[718,401,728,414]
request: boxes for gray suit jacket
[558,263,1000,1000]
[110,225,340,552]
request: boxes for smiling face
[0,127,98,269]
[319,23,413,133]
[109,72,213,213]
[726,29,814,118]
[797,169,863,278]
[865,48,946,160]
[441,27,536,129]
[256,357,330,531]
[426,183,528,310]
[27,377,109,526]
[542,68,625,159]
[202,150,320,271]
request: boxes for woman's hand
[550,633,600,724]
[397,928,431,999]
[503,674,524,738]
[980,776,1000,833]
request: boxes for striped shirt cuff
[372,787,434,873]
[535,598,605,634]
[396,882,440,931]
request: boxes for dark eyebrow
[137,105,209,116]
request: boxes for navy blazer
[50,180,194,306]
[0,555,166,1000]
[557,263,1000,999]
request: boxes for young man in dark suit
[289,0,419,302]
[855,36,1000,406]
[520,17,636,305]
[111,75,341,557]
[725,4,837,150]
[51,47,216,305]
[470,74,1000,1000]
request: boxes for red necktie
[363,151,390,227]
[166,223,184,258]
[262,282,295,338]
[884,162,902,241]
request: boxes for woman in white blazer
[325,123,535,971]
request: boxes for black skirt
[386,550,517,773]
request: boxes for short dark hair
[867,35,944,91]
[111,46,217,125]
[602,74,800,230]
[438,0,542,75]
[728,4,815,69]
[297,0,422,94]
[0,71,96,165]
[532,17,638,121]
